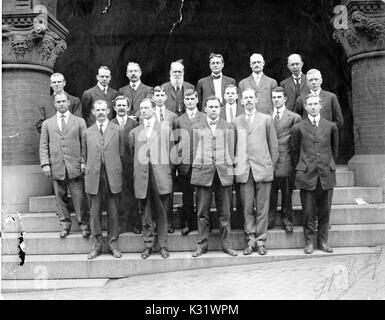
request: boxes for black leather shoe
[192,247,207,257]
[181,227,190,236]
[256,245,267,255]
[168,227,175,234]
[111,249,122,258]
[319,243,333,253]
[160,247,170,258]
[141,248,152,259]
[243,246,253,255]
[81,229,91,238]
[283,225,293,233]
[304,243,314,254]
[223,248,238,256]
[59,229,70,238]
[87,250,101,260]
[133,224,142,234]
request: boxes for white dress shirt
[292,74,302,84]
[273,107,286,120]
[186,108,198,120]
[252,72,263,87]
[130,80,141,91]
[97,83,108,94]
[225,103,237,123]
[143,117,155,139]
[57,111,70,131]
[116,115,128,127]
[245,110,256,125]
[156,106,166,122]
[96,119,109,134]
[310,88,321,96]
[308,114,320,127]
[212,73,223,103]
[207,116,218,133]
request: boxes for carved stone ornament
[37,30,67,64]
[332,1,385,60]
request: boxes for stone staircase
[2,165,385,292]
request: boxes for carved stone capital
[332,0,385,62]
[2,9,68,69]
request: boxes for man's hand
[81,163,86,173]
[42,165,51,178]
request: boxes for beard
[170,75,184,88]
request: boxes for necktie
[294,78,300,96]
[312,119,317,127]
[131,83,136,91]
[189,112,195,121]
[160,109,164,122]
[246,114,253,127]
[61,115,66,132]
[120,119,125,127]
[228,106,234,122]
[274,112,280,121]
[99,124,104,136]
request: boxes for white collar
[130,80,141,88]
[144,116,155,126]
[310,88,321,96]
[308,114,320,124]
[96,119,109,128]
[253,72,263,79]
[274,107,285,114]
[57,110,70,118]
[292,74,302,81]
[187,108,198,115]
[226,103,237,109]
[97,83,108,92]
[116,115,127,123]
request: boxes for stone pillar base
[348,155,385,188]
[2,165,53,213]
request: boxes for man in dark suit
[233,89,279,256]
[128,98,175,259]
[82,66,119,127]
[291,94,339,254]
[190,96,238,257]
[39,92,90,238]
[238,53,278,114]
[83,100,124,260]
[267,87,301,232]
[119,62,153,116]
[280,54,309,111]
[220,84,244,229]
[175,89,203,235]
[294,69,344,130]
[161,60,195,116]
[196,53,236,110]
[111,95,140,234]
[35,73,83,133]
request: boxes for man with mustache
[161,60,195,116]
[119,62,153,116]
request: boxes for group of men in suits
[38,51,342,258]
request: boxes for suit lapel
[247,75,257,91]
[208,77,215,95]
[51,116,62,135]
[91,124,101,148]
[133,83,144,104]
[236,104,243,117]
[304,117,317,136]
[93,85,106,100]
[62,113,73,135]
[317,118,328,136]
[276,109,290,131]
[169,85,176,100]
[103,122,114,148]
[300,74,307,90]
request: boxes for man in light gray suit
[83,99,124,260]
[39,92,90,239]
[238,53,278,114]
[233,88,278,256]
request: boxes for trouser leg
[317,184,333,245]
[255,181,271,246]
[268,176,279,228]
[239,170,256,247]
[300,188,317,245]
[53,178,72,230]
[89,191,103,252]
[280,176,293,227]
[67,174,89,231]
[195,185,212,251]
[180,169,196,230]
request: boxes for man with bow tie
[238,53,278,114]
[291,94,338,254]
[161,60,195,116]
[174,89,204,235]
[111,95,140,234]
[233,89,278,256]
[267,87,301,233]
[190,96,238,257]
[81,66,119,127]
[39,92,90,239]
[119,62,153,116]
[294,69,344,131]
[196,53,236,110]
[128,98,176,259]
[280,54,309,111]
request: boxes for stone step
[1,246,378,280]
[3,225,385,255]
[3,204,385,233]
[28,186,383,213]
[1,278,109,293]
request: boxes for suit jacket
[219,104,244,122]
[119,82,153,115]
[196,75,236,110]
[39,114,86,180]
[128,121,175,199]
[294,89,344,129]
[273,108,302,177]
[280,74,309,111]
[161,81,195,115]
[136,107,177,130]
[81,85,119,127]
[191,117,235,187]
[291,118,339,190]
[35,92,82,133]
[233,112,279,183]
[82,121,123,194]
[174,110,205,175]
[238,73,278,114]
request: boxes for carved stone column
[333,0,385,189]
[2,0,68,211]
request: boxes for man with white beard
[161,60,195,116]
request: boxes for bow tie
[209,120,218,126]
[212,74,221,80]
